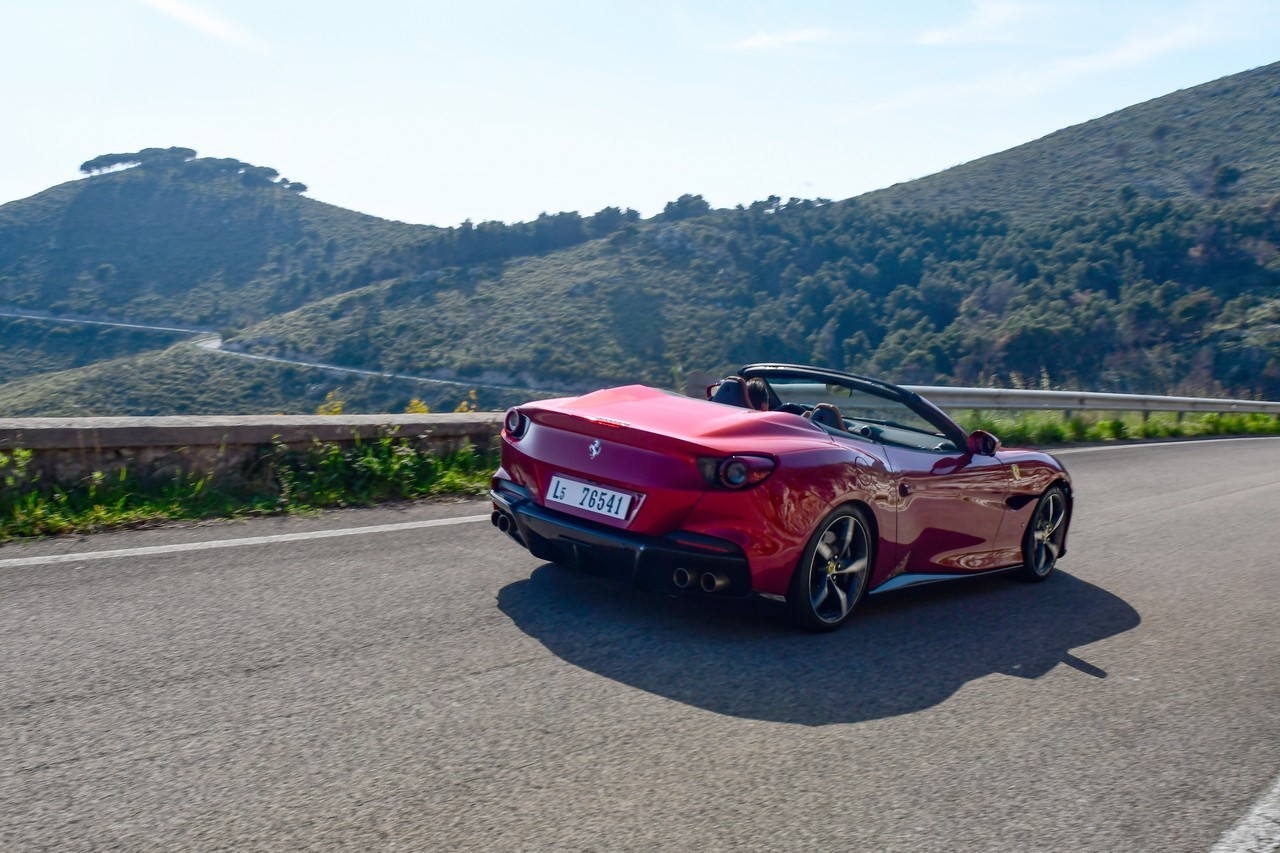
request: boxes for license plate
[547,475,633,520]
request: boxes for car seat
[708,376,751,408]
[807,402,846,431]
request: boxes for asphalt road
[2,438,1278,851]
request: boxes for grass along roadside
[3,409,1278,543]
[0,436,494,542]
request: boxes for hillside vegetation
[0,341,531,417]
[0,148,427,327]
[864,61,1280,222]
[0,316,188,382]
[228,194,1280,397]
[0,147,637,329]
[2,62,1280,415]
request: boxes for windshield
[765,374,960,453]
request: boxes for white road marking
[1053,436,1280,454]
[0,515,491,569]
[1211,771,1280,852]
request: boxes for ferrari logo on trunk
[588,439,602,460]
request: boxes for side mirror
[968,429,999,456]
[704,382,721,400]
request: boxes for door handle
[898,482,911,497]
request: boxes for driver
[745,377,771,411]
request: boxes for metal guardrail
[905,386,1280,416]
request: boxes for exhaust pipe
[492,510,523,544]
[672,567,696,589]
[700,572,729,593]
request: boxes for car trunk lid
[502,385,826,533]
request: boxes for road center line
[0,515,491,569]
[1210,770,1280,852]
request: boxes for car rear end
[491,385,802,597]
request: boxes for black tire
[786,505,875,632]
[1018,484,1068,582]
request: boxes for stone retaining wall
[0,414,503,490]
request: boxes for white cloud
[1044,18,1227,80]
[916,0,1041,46]
[862,3,1234,116]
[137,0,267,54]
[723,28,840,52]
[993,10,1231,98]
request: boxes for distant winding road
[0,307,561,396]
[1,438,1278,851]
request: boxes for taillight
[697,455,775,489]
[504,408,529,438]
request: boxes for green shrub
[1098,419,1128,440]
[952,408,1279,447]
[1032,419,1066,444]
[273,432,491,507]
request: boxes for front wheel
[1018,484,1068,582]
[786,505,875,632]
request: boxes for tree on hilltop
[658,194,712,221]
[77,147,307,193]
[585,206,640,237]
[79,146,196,174]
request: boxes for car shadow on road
[497,565,1140,726]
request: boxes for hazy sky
[2,1,1277,227]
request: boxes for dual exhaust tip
[673,567,729,594]
[492,511,726,593]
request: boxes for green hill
[3,62,1280,415]
[223,195,1280,398]
[0,148,430,327]
[864,61,1280,222]
[0,315,190,382]
[0,340,530,417]
[0,147,639,331]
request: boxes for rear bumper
[490,480,753,598]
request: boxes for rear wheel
[1018,484,1068,581]
[786,505,874,632]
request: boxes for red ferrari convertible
[491,363,1072,631]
